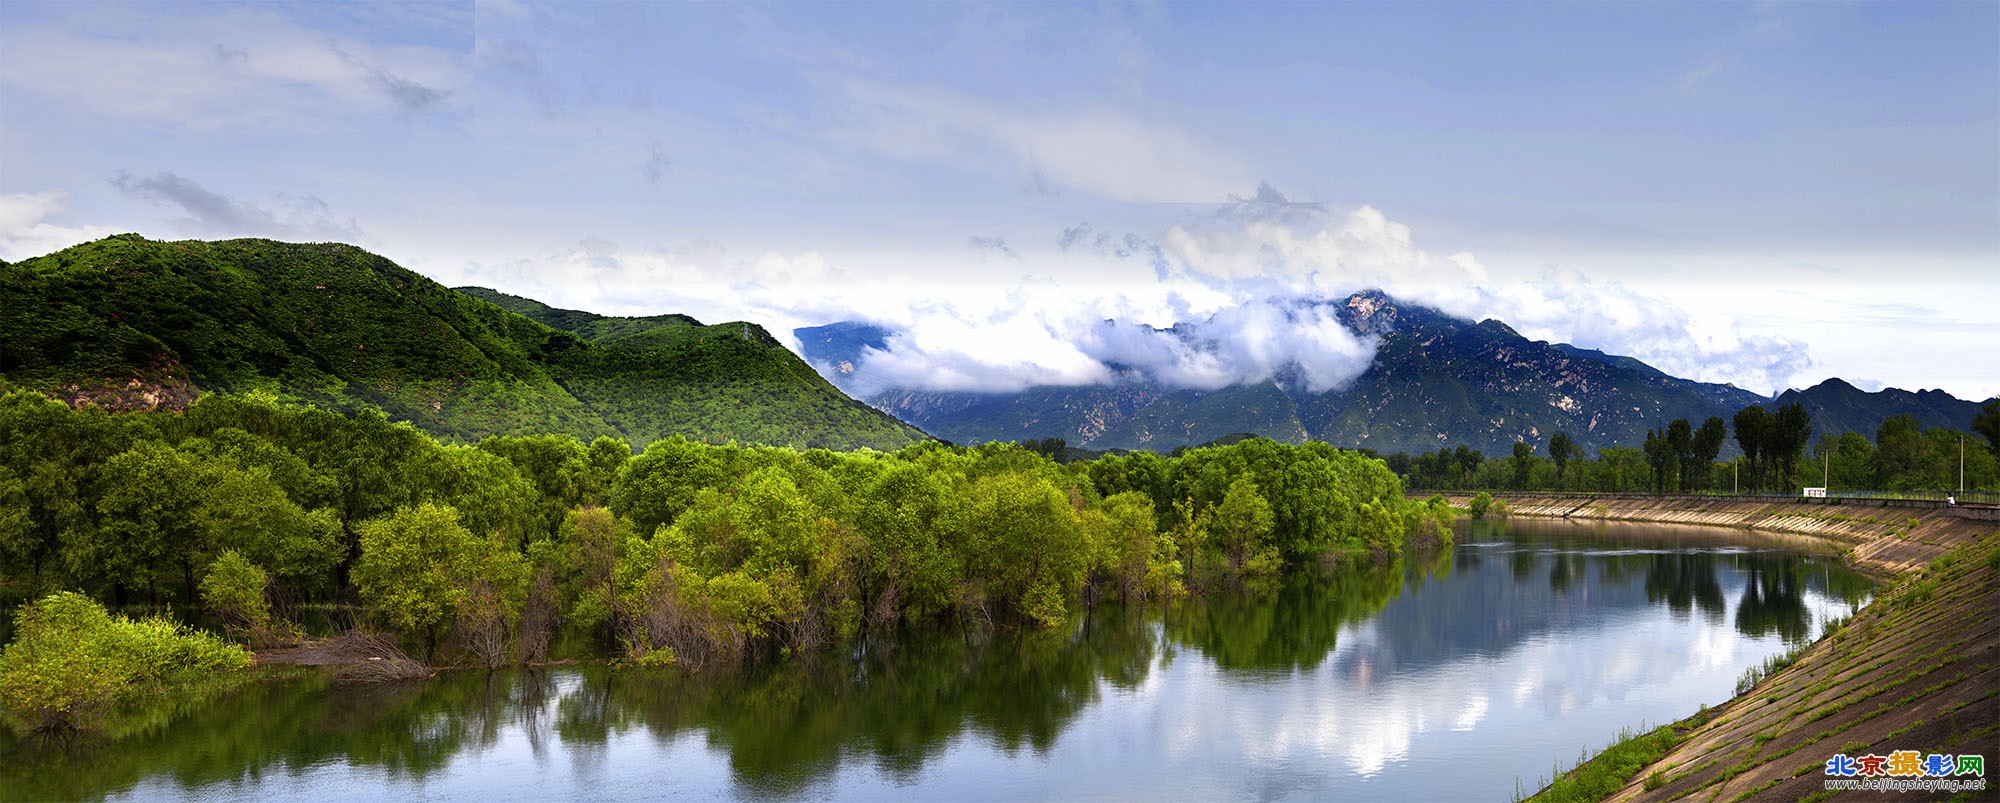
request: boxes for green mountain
[1772,378,1983,442]
[0,235,927,450]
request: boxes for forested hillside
[453,287,920,448]
[0,235,926,451]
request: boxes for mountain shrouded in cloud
[445,184,1814,404]
[802,289,1789,455]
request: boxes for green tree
[352,503,490,655]
[607,436,733,537]
[1548,432,1575,489]
[414,444,539,549]
[1691,417,1727,491]
[1597,446,1642,492]
[199,550,274,641]
[1814,431,1876,490]
[478,434,591,540]
[95,441,341,605]
[1642,429,1676,493]
[962,472,1089,627]
[1469,491,1493,520]
[1083,491,1179,600]
[90,441,209,602]
[1734,406,1768,491]
[536,505,635,634]
[583,435,633,503]
[1766,403,1813,491]
[1510,441,1536,490]
[1975,398,2000,455]
[1666,418,1694,492]
[856,462,967,624]
[1210,477,1278,578]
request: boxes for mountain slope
[802,291,1775,455]
[1304,292,1769,455]
[455,287,927,448]
[1772,378,1983,441]
[0,235,927,450]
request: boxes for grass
[1518,722,1686,803]
[1735,644,1809,696]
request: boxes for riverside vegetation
[1383,404,2000,496]
[0,390,1452,736]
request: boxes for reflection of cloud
[1136,545,1868,795]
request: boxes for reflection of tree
[0,537,1859,801]
[1548,553,1584,594]
[1735,555,1811,644]
[1644,554,1727,623]
[1510,549,1541,582]
[547,605,1166,799]
[1164,555,1423,674]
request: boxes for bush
[1470,492,1494,520]
[0,591,252,734]
[200,550,305,649]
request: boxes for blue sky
[2,0,1995,401]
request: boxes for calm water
[2,520,1873,802]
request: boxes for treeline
[1386,401,2000,494]
[0,390,1449,671]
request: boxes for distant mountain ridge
[800,290,1986,455]
[1771,378,1984,445]
[0,235,927,451]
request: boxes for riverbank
[1439,493,1993,578]
[1465,493,2000,802]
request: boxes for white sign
[1803,487,1827,498]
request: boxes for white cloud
[1141,191,1814,394]
[0,192,123,262]
[110,172,362,242]
[818,75,1251,203]
[0,4,467,130]
[446,187,1816,398]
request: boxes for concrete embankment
[1438,493,1994,578]
[1460,493,2000,803]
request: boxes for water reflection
[0,520,1874,802]
[1646,553,1728,623]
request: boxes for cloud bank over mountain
[449,185,1809,398]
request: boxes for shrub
[1470,491,1494,520]
[0,591,252,734]
[198,550,302,647]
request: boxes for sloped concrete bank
[1439,493,1993,578]
[1455,493,2000,802]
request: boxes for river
[0,519,1874,802]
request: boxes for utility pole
[1961,435,1966,495]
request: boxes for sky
[2,0,1995,402]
